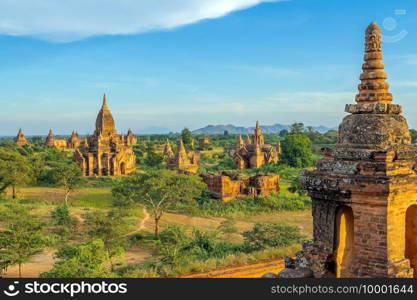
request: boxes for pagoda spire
[102,93,108,108]
[356,22,392,104]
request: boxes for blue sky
[1,0,417,135]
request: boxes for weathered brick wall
[201,172,280,202]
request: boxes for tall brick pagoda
[298,23,417,277]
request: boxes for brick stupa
[295,23,417,278]
[15,128,29,146]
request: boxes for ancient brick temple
[295,23,417,278]
[15,128,29,146]
[201,171,279,202]
[45,129,80,150]
[198,136,210,149]
[74,95,136,176]
[232,121,280,169]
[166,139,200,173]
[126,129,138,146]
[68,131,81,149]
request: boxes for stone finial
[355,22,392,104]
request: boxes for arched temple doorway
[335,206,354,278]
[405,205,417,277]
[120,162,126,175]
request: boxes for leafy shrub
[243,222,305,251]
[51,204,76,226]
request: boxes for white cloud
[394,80,417,87]
[0,0,281,42]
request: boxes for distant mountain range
[192,124,336,135]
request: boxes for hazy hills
[192,124,335,135]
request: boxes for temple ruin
[166,139,200,173]
[45,129,81,150]
[278,23,417,278]
[74,94,136,176]
[198,136,210,150]
[201,171,279,202]
[232,121,280,169]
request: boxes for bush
[51,204,76,226]
[171,189,311,218]
[243,222,305,251]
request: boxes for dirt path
[179,258,285,278]
[139,207,150,230]
[4,249,56,278]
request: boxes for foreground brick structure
[74,95,136,176]
[166,139,200,173]
[201,171,279,202]
[282,23,417,278]
[232,121,280,169]
[15,128,29,146]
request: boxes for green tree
[112,170,205,238]
[279,129,289,137]
[181,128,193,147]
[144,144,164,169]
[41,239,114,278]
[50,162,82,205]
[0,203,47,277]
[0,149,31,198]
[85,210,130,271]
[290,122,305,134]
[281,133,314,168]
[410,129,417,144]
[29,155,46,185]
